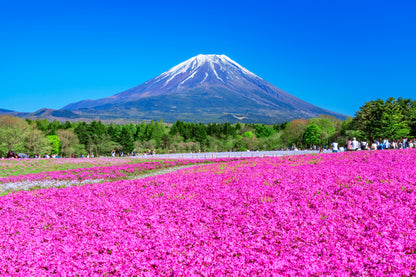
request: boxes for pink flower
[0,150,415,275]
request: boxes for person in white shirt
[361,140,368,150]
[382,138,390,149]
[331,141,339,153]
[352,137,360,151]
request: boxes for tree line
[1,97,415,157]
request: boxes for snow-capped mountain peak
[61,54,346,123]
[154,54,259,88]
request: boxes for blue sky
[1,0,415,117]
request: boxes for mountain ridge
[60,54,345,123]
[4,54,346,123]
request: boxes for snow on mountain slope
[155,54,258,87]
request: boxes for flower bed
[0,157,139,177]
[0,158,241,193]
[0,150,415,275]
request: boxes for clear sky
[1,0,415,117]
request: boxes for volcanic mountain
[62,54,345,123]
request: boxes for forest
[1,97,415,157]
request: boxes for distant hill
[0,109,29,117]
[0,108,81,122]
[0,108,18,114]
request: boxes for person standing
[331,141,339,153]
[361,140,368,150]
[352,137,360,151]
[346,139,353,151]
[382,138,390,150]
[403,137,408,148]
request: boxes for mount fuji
[61,54,345,123]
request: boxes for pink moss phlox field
[0,157,139,177]
[1,150,415,275]
[0,158,236,185]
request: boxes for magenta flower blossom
[0,150,415,275]
[0,158,241,193]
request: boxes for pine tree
[120,126,135,153]
[381,99,410,139]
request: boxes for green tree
[207,136,221,152]
[222,122,235,138]
[161,133,171,150]
[354,99,385,141]
[110,124,123,143]
[35,118,50,133]
[89,133,120,156]
[355,97,413,141]
[243,134,258,150]
[48,120,62,135]
[120,126,135,153]
[63,121,73,129]
[222,137,236,151]
[273,122,288,132]
[93,121,106,134]
[193,123,208,148]
[25,127,52,157]
[303,124,322,147]
[135,121,147,141]
[234,136,247,151]
[84,121,114,155]
[47,135,61,155]
[309,117,337,146]
[282,119,309,148]
[169,120,184,137]
[207,123,221,137]
[74,122,91,146]
[380,99,410,139]
[254,124,276,138]
[242,131,253,138]
[57,129,84,157]
[234,122,242,133]
[148,120,168,148]
[397,98,416,136]
[262,132,284,150]
[0,115,30,155]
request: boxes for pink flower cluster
[0,150,415,275]
[0,158,235,185]
[0,157,139,177]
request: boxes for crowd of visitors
[3,137,414,159]
[2,149,157,159]
[331,137,415,152]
